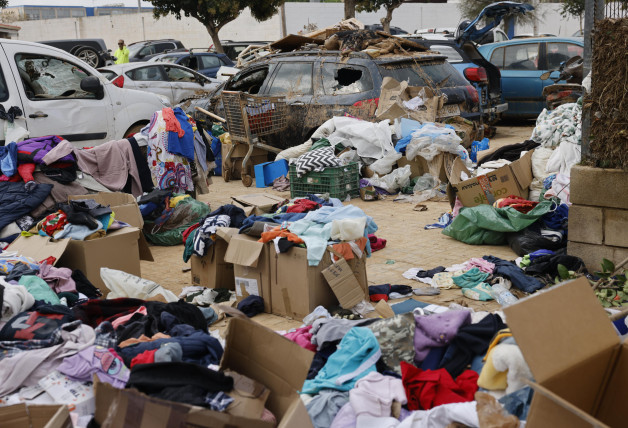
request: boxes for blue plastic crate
[254,159,289,188]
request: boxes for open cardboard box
[397,152,456,182]
[231,194,286,216]
[0,403,72,428]
[504,277,628,428]
[269,246,368,319]
[93,317,314,428]
[9,192,153,295]
[223,234,272,313]
[190,227,238,289]
[447,150,534,207]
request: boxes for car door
[259,61,314,149]
[0,49,28,145]
[490,42,544,117]
[127,65,174,104]
[3,44,113,144]
[541,41,584,90]
[164,65,205,103]
[197,55,222,78]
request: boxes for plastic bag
[144,197,211,246]
[470,138,490,163]
[369,150,402,175]
[338,149,360,166]
[506,224,566,256]
[406,123,462,161]
[100,268,178,302]
[367,165,411,193]
[442,200,553,245]
[413,173,439,193]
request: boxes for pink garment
[42,139,143,197]
[37,262,76,293]
[330,402,357,428]
[350,372,407,418]
[452,197,464,218]
[111,306,148,329]
[463,258,495,274]
[284,325,316,352]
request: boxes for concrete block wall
[567,165,628,271]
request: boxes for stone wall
[567,165,628,271]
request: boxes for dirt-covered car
[187,50,482,150]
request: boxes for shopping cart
[220,91,288,187]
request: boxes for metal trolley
[220,91,288,187]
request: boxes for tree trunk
[206,25,224,53]
[344,0,356,19]
[380,7,394,34]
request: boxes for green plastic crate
[289,162,360,199]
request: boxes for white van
[0,39,169,146]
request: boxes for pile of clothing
[34,197,129,241]
[0,285,277,426]
[289,302,533,428]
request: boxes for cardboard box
[376,77,445,123]
[504,277,628,428]
[397,152,456,182]
[231,194,287,216]
[190,228,238,289]
[447,150,534,207]
[223,234,272,313]
[93,317,314,428]
[322,258,365,309]
[269,246,368,319]
[0,404,72,428]
[68,192,144,229]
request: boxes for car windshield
[378,60,468,88]
[98,69,117,81]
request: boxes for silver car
[98,62,219,105]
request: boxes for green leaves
[557,264,570,280]
[601,258,616,273]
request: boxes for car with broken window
[187,50,482,150]
[98,62,219,105]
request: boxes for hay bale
[588,18,628,169]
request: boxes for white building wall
[13,3,581,50]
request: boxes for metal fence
[604,1,628,18]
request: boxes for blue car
[478,37,584,118]
[149,51,234,79]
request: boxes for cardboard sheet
[322,258,365,309]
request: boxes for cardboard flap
[138,233,154,262]
[509,150,534,190]
[221,317,314,416]
[504,277,618,383]
[8,235,70,265]
[216,227,239,244]
[224,235,264,267]
[445,156,471,185]
[232,194,286,211]
[322,259,365,309]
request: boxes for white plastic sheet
[327,116,395,160]
[367,165,412,193]
[100,268,178,302]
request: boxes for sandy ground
[141,123,535,332]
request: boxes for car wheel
[124,122,148,138]
[75,46,100,68]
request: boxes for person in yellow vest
[114,39,130,64]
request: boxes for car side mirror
[80,76,104,98]
[197,77,205,87]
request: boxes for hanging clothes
[146,110,194,193]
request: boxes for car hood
[456,1,534,44]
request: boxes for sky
[6,1,154,7]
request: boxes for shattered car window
[15,53,94,100]
[379,60,468,88]
[267,62,313,96]
[226,66,270,94]
[322,64,373,95]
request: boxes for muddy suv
[188,50,481,150]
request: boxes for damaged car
[188,49,482,150]
[98,62,219,105]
